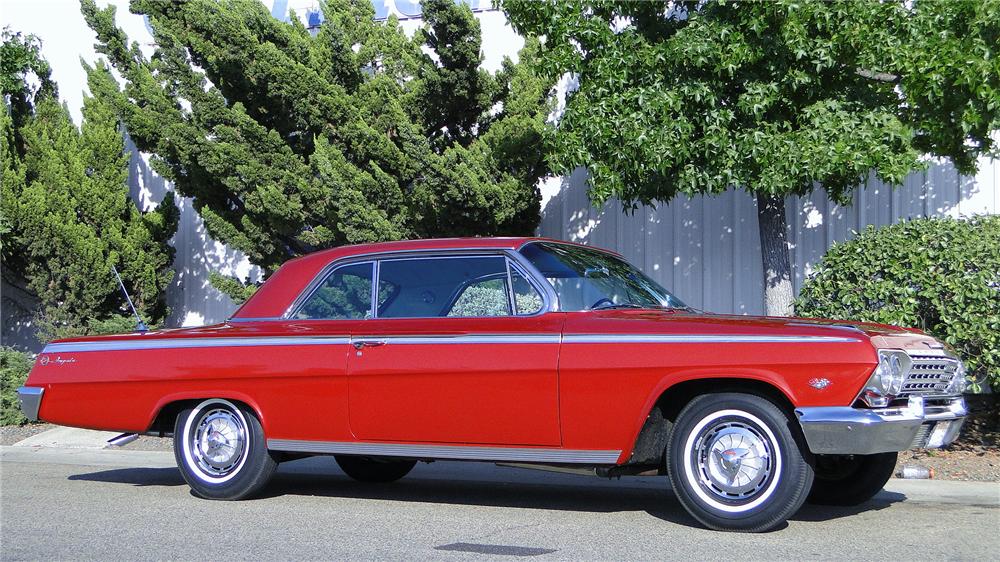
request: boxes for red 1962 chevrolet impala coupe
[18,237,967,531]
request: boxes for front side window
[295,262,373,319]
[375,255,544,318]
[519,242,687,312]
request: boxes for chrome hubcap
[191,408,246,478]
[694,421,773,501]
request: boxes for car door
[347,253,563,446]
[278,260,376,441]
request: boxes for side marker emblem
[808,378,831,390]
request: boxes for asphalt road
[2,447,998,561]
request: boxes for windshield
[519,242,688,312]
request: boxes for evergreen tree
[81,0,553,299]
[1,29,178,342]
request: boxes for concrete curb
[11,427,120,449]
[883,478,1000,507]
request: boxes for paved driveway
[2,447,998,560]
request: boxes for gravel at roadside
[0,423,55,446]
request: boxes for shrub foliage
[1,347,33,426]
[796,216,1000,391]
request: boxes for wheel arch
[146,392,266,436]
[623,375,798,465]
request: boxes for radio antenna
[112,265,149,333]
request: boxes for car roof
[232,237,612,319]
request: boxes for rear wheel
[173,398,277,500]
[335,455,416,483]
[667,393,814,532]
[808,452,897,506]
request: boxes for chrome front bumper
[16,387,44,422]
[796,396,966,455]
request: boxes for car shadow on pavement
[68,467,186,487]
[66,458,907,530]
[263,468,705,528]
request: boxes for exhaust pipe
[107,433,139,447]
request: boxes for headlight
[859,350,911,407]
[947,361,968,394]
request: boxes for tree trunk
[756,193,794,317]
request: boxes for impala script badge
[39,355,76,366]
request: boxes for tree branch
[856,68,899,83]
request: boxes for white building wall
[3,0,997,350]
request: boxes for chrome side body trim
[16,387,44,421]
[42,333,861,353]
[562,334,860,344]
[266,439,622,464]
[42,336,352,354]
[351,334,561,345]
[795,396,967,455]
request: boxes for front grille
[899,355,959,397]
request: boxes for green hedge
[796,216,1000,392]
[1,347,33,425]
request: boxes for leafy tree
[1,29,178,342]
[502,0,1000,315]
[81,0,552,300]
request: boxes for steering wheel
[590,298,615,310]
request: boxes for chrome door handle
[352,339,387,350]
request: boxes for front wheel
[667,393,814,532]
[173,398,277,500]
[808,452,898,506]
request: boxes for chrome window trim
[505,259,517,314]
[231,247,559,323]
[376,253,513,319]
[504,249,558,313]
[279,249,555,322]
[282,250,511,320]
[266,439,621,464]
[285,260,376,320]
[371,259,380,319]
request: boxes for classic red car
[18,237,967,531]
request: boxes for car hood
[572,309,943,352]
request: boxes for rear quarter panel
[26,322,352,441]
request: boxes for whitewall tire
[173,399,277,500]
[667,393,814,532]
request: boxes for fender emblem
[808,378,831,390]
[38,355,76,366]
